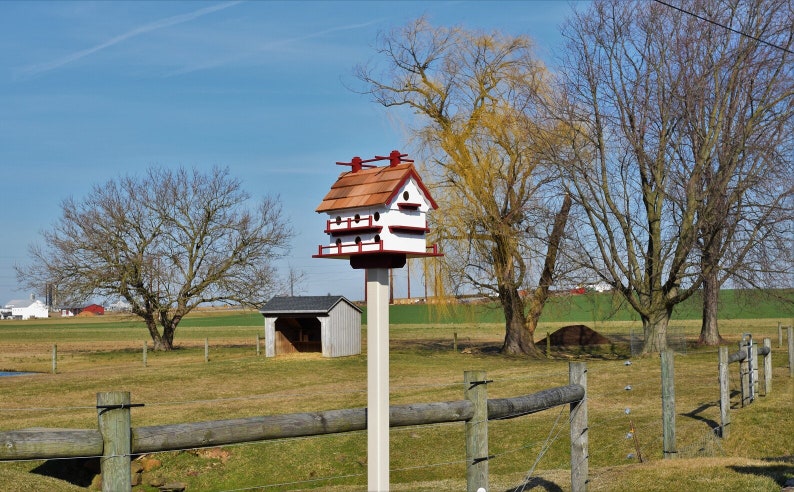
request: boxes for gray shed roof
[259,295,362,315]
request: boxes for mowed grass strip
[0,305,792,491]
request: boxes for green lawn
[385,288,794,325]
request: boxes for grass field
[386,288,794,325]
[0,295,792,491]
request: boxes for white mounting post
[367,267,390,490]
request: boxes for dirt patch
[538,324,611,347]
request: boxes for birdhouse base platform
[349,253,407,269]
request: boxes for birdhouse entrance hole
[274,317,321,354]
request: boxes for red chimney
[351,156,362,173]
[389,150,401,167]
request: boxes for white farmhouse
[5,297,49,320]
[588,282,613,293]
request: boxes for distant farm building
[259,296,362,358]
[106,299,132,312]
[4,297,49,320]
[61,303,106,317]
[82,304,105,315]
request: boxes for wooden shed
[259,296,362,358]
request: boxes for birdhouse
[314,150,441,269]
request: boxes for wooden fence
[718,336,772,438]
[0,363,587,492]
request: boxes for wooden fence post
[788,327,794,378]
[762,338,772,396]
[142,341,147,368]
[97,391,132,492]
[718,347,730,438]
[205,338,209,363]
[778,322,783,348]
[660,350,676,459]
[465,370,489,492]
[453,332,458,353]
[739,340,750,407]
[569,362,588,492]
[256,335,261,356]
[51,344,57,374]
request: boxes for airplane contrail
[16,1,242,80]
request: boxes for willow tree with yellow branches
[355,18,572,356]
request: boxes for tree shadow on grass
[31,457,99,487]
[729,458,794,488]
[503,476,564,491]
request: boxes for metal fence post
[97,391,132,492]
[718,347,730,438]
[569,362,588,492]
[749,342,758,401]
[465,370,489,492]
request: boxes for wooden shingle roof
[316,163,438,213]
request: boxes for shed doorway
[274,317,321,354]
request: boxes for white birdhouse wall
[322,178,431,256]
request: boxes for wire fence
[0,335,788,491]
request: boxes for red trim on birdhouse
[388,225,430,235]
[326,225,383,236]
[313,243,442,260]
[397,202,421,210]
[324,215,382,235]
[384,170,438,210]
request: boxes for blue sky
[0,1,577,305]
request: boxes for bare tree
[668,0,794,344]
[18,166,293,350]
[355,18,571,356]
[556,0,793,353]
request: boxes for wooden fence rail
[0,364,587,492]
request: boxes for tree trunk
[501,288,542,357]
[144,317,174,351]
[501,194,571,358]
[698,269,723,345]
[641,308,672,354]
[160,321,176,351]
[525,193,572,352]
[698,235,724,346]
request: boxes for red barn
[83,304,105,315]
